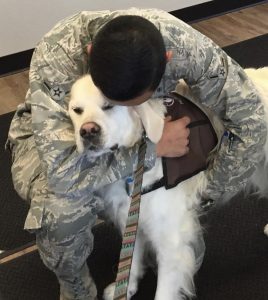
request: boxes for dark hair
[89,15,166,101]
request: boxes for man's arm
[26,13,141,197]
[163,15,267,200]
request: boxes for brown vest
[142,92,223,194]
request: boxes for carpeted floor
[0,33,268,300]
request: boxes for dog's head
[69,75,165,156]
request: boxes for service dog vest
[142,92,225,194]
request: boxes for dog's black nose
[80,122,101,139]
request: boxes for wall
[0,0,210,57]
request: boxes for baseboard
[170,0,266,23]
[0,49,34,77]
[0,0,265,77]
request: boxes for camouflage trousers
[35,190,99,300]
[11,138,103,300]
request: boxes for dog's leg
[154,243,196,300]
[127,229,147,299]
[148,205,198,300]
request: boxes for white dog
[68,68,268,300]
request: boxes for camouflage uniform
[7,8,266,300]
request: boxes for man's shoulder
[41,11,110,45]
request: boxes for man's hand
[156,116,190,157]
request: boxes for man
[7,8,266,300]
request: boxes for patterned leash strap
[113,138,147,300]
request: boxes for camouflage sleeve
[29,12,157,198]
[202,59,267,201]
[162,16,267,200]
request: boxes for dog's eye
[72,107,84,115]
[103,105,113,111]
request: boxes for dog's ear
[134,102,164,144]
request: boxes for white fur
[68,69,268,299]
[244,68,268,196]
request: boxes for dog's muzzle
[80,122,102,149]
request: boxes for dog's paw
[264,224,268,236]
[103,282,137,300]
[127,281,138,299]
[103,283,115,300]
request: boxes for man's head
[89,15,166,104]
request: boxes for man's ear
[87,43,92,54]
[166,50,173,62]
[133,102,164,144]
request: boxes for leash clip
[125,177,134,196]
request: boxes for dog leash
[113,137,147,300]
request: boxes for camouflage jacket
[7,8,267,223]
